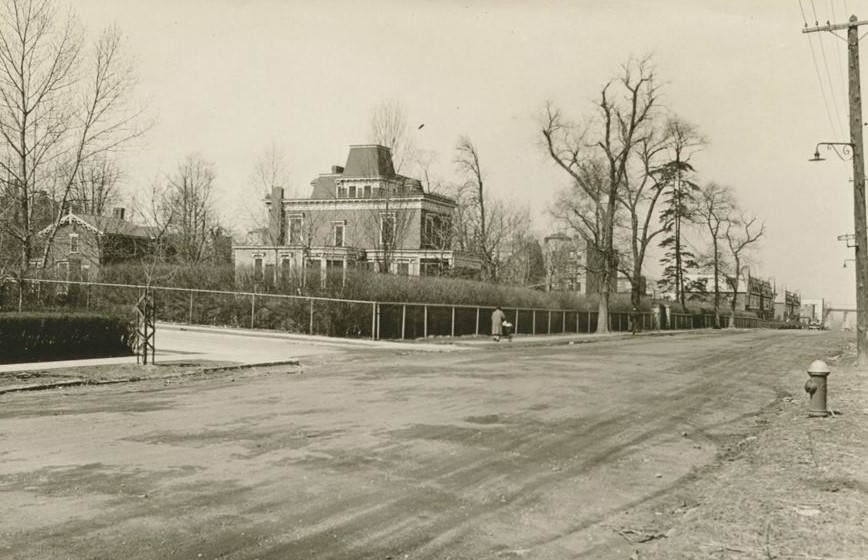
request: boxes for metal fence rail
[1,278,762,340]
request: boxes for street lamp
[810,142,854,161]
[811,139,868,364]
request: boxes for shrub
[0,312,135,364]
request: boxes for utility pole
[805,15,868,365]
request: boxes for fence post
[371,302,376,341]
[401,304,406,340]
[515,309,519,334]
[576,311,579,333]
[451,306,455,337]
[423,305,428,338]
[532,311,536,335]
[250,293,255,329]
[562,311,566,333]
[475,307,480,336]
[86,284,91,311]
[547,310,551,334]
[188,291,194,324]
[587,311,591,333]
[310,299,314,335]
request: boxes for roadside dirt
[0,330,856,559]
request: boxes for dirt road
[0,329,845,559]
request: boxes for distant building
[800,298,826,325]
[542,234,636,295]
[773,289,802,321]
[233,144,481,288]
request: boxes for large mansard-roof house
[233,144,481,288]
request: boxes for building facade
[541,234,634,295]
[39,208,157,281]
[233,144,480,287]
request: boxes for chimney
[113,207,125,220]
[331,165,344,174]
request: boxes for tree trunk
[630,274,641,334]
[597,289,609,334]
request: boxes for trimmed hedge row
[0,312,135,364]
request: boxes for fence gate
[136,290,156,364]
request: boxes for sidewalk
[0,323,702,375]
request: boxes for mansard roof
[343,144,396,178]
[309,144,426,199]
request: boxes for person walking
[491,306,506,342]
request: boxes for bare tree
[696,182,736,328]
[68,155,123,215]
[0,1,146,279]
[454,135,518,281]
[616,128,670,332]
[724,212,764,328]
[368,97,416,173]
[368,184,417,274]
[162,154,218,264]
[542,57,659,333]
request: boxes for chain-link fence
[0,279,760,340]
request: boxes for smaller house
[39,208,157,281]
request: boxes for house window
[326,259,344,287]
[348,185,356,198]
[336,186,346,199]
[288,215,303,245]
[380,213,396,246]
[332,221,345,247]
[363,185,371,198]
[398,262,409,276]
[281,257,292,284]
[254,257,263,282]
[70,234,79,253]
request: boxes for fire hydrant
[804,359,831,417]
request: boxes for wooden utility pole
[805,15,868,365]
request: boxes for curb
[0,359,303,396]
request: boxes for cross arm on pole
[803,18,868,33]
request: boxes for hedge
[0,312,135,364]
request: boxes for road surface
[0,329,844,559]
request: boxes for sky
[70,0,863,307]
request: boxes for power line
[800,0,846,139]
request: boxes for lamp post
[811,140,868,364]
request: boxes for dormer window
[336,185,346,199]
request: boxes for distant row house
[232,144,482,287]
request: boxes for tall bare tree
[454,136,517,281]
[724,212,764,328]
[543,57,659,333]
[616,128,670,332]
[696,182,735,328]
[162,154,218,264]
[0,0,146,279]
[368,97,416,173]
